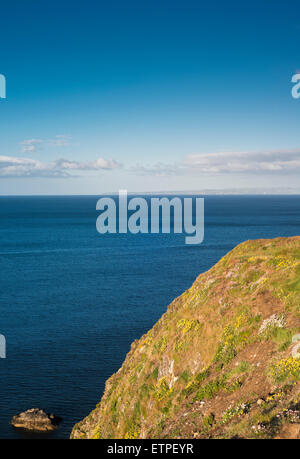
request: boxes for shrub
[154,377,174,401]
[176,318,201,334]
[222,402,250,424]
[270,357,300,382]
[194,376,227,401]
[202,413,215,429]
[183,368,210,396]
[226,378,243,393]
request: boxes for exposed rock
[11,408,62,432]
[158,356,177,387]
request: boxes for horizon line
[1,190,300,197]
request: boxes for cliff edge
[71,237,300,439]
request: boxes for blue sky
[0,0,300,194]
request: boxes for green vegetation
[183,368,210,396]
[194,376,227,401]
[71,237,300,440]
[222,402,251,424]
[202,413,215,430]
[154,377,174,401]
[270,357,300,383]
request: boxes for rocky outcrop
[71,237,300,439]
[11,408,62,432]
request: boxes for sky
[0,0,300,195]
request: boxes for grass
[230,361,252,375]
[182,368,210,396]
[194,375,227,401]
[202,413,215,430]
[71,236,300,439]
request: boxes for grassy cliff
[71,237,300,439]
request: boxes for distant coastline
[1,188,300,197]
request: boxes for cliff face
[71,237,300,439]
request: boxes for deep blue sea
[0,195,300,439]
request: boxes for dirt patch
[275,423,300,439]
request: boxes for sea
[0,195,299,438]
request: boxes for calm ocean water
[0,195,300,438]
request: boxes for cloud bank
[184,150,300,174]
[0,155,122,178]
[2,149,300,179]
[134,150,300,176]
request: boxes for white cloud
[133,150,300,176]
[54,157,121,171]
[184,150,300,174]
[132,162,181,177]
[47,135,72,147]
[20,139,43,153]
[5,148,300,179]
[20,135,72,153]
[0,155,122,178]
